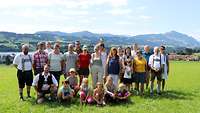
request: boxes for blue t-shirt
[142,52,152,64]
[108,56,120,75]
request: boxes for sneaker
[27,96,31,98]
[157,92,161,95]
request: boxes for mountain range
[0,30,199,52]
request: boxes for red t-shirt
[78,53,91,68]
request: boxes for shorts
[123,78,132,84]
[134,72,146,84]
[17,70,33,88]
[49,71,62,85]
[78,68,89,77]
[151,70,162,81]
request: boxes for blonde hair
[108,47,118,58]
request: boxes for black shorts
[78,68,89,77]
[123,78,132,84]
[17,70,33,88]
[151,70,162,81]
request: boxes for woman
[117,47,124,83]
[99,43,107,75]
[133,50,147,95]
[48,43,64,86]
[77,45,91,85]
[105,47,122,87]
[90,45,104,88]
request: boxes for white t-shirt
[63,51,78,73]
[13,53,32,71]
[124,66,132,79]
[32,72,58,91]
[149,54,164,70]
[48,52,63,72]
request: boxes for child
[104,76,117,103]
[79,78,93,105]
[66,68,80,96]
[116,83,131,102]
[57,80,74,103]
[93,82,105,106]
[123,58,133,91]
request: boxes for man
[74,41,82,54]
[44,41,53,53]
[149,47,164,96]
[160,46,169,91]
[13,44,33,101]
[33,42,48,75]
[63,43,78,78]
[32,64,58,104]
[142,45,152,89]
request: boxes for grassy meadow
[0,61,200,113]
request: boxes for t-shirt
[78,53,91,68]
[101,51,107,69]
[13,53,32,71]
[63,51,78,72]
[44,48,53,54]
[48,52,63,71]
[142,52,152,64]
[58,86,73,95]
[133,57,147,73]
[149,54,164,70]
[124,66,132,78]
[66,76,78,87]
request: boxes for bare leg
[26,86,31,97]
[162,79,165,91]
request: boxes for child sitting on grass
[93,82,105,106]
[57,80,74,103]
[66,68,80,96]
[80,78,93,105]
[104,76,117,103]
[116,83,131,102]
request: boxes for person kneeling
[116,83,131,102]
[32,64,58,104]
[104,76,117,103]
[57,80,74,103]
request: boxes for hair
[96,82,104,89]
[21,44,29,49]
[124,47,132,56]
[105,76,113,86]
[108,47,118,58]
[160,45,166,50]
[63,80,69,85]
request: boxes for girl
[57,80,74,103]
[93,82,105,106]
[105,47,122,87]
[104,76,117,103]
[116,83,131,101]
[79,78,93,105]
[123,58,133,91]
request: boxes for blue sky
[0,0,199,40]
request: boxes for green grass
[0,61,200,113]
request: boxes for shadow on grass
[141,90,196,100]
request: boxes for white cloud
[107,8,132,16]
[139,15,152,20]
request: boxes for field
[0,61,200,113]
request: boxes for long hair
[108,47,118,58]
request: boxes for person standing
[133,50,147,95]
[131,43,139,58]
[105,47,122,87]
[13,44,33,100]
[160,46,169,91]
[74,41,83,55]
[142,45,152,89]
[48,43,64,86]
[33,42,48,75]
[63,44,78,78]
[44,41,53,53]
[149,47,164,96]
[77,45,91,85]
[90,45,104,88]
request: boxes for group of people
[13,40,169,106]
